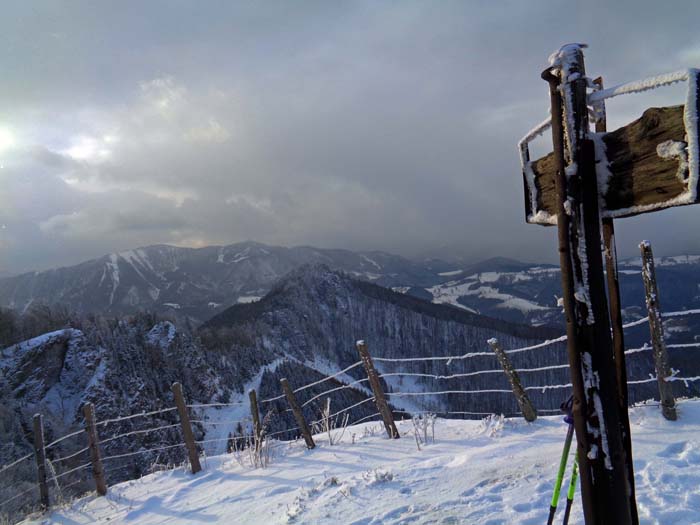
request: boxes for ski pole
[548,423,574,525]
[562,453,579,525]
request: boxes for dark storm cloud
[1,0,700,274]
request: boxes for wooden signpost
[521,68,699,226]
[518,45,699,525]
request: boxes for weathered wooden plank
[527,105,696,223]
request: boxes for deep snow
[22,400,700,525]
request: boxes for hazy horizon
[2,1,700,275]
[3,237,700,280]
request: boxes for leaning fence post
[640,241,677,421]
[83,403,107,496]
[280,378,315,449]
[171,382,203,473]
[249,389,262,446]
[32,414,50,509]
[487,338,537,422]
[356,340,400,439]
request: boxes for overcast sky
[1,1,700,275]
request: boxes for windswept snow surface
[23,400,700,525]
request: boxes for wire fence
[2,307,700,522]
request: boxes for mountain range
[1,242,698,328]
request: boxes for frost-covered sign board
[520,69,700,225]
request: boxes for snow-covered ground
[22,400,700,525]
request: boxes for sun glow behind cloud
[0,127,16,154]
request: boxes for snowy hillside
[1,264,571,521]
[424,255,700,327]
[21,400,700,525]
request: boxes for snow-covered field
[22,400,700,525]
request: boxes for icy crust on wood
[588,69,694,103]
[522,68,700,225]
[518,117,556,225]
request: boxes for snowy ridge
[0,241,451,323]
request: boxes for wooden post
[280,378,315,449]
[543,45,634,525]
[487,338,537,422]
[82,403,107,496]
[171,382,202,473]
[356,340,399,439]
[249,389,262,446]
[32,414,50,509]
[595,76,639,523]
[639,241,677,420]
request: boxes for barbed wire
[186,401,245,409]
[97,407,178,427]
[293,361,365,394]
[0,485,36,509]
[190,419,250,427]
[45,429,86,449]
[373,351,495,364]
[100,423,182,446]
[47,463,92,483]
[50,446,90,465]
[301,378,370,408]
[0,453,33,476]
[101,443,185,462]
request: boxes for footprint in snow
[657,441,700,468]
[657,441,690,458]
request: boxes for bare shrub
[230,411,275,469]
[312,398,349,446]
[411,413,436,450]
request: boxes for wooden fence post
[487,338,537,422]
[32,414,50,509]
[83,403,107,496]
[280,378,315,449]
[249,389,262,447]
[171,382,202,473]
[356,340,399,439]
[639,241,677,421]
